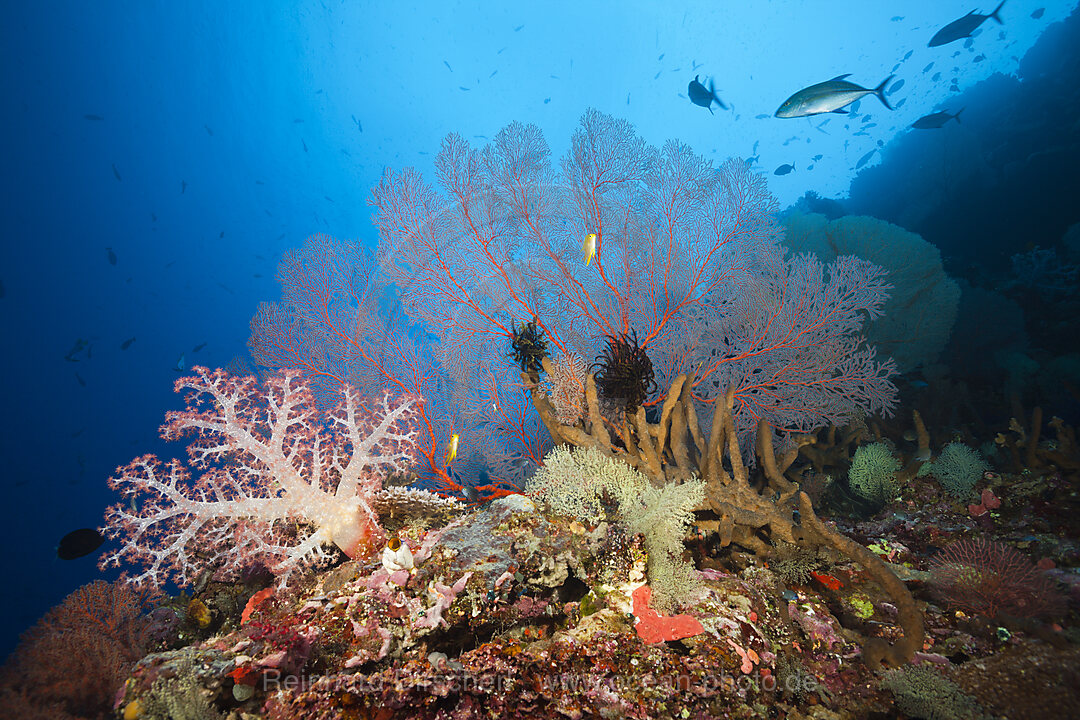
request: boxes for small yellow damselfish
[582,232,598,266]
[444,433,459,465]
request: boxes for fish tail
[708,78,728,110]
[990,0,1005,24]
[953,108,964,124]
[873,74,895,111]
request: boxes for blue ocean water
[2,0,1078,683]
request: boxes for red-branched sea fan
[928,537,1064,619]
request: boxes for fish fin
[989,0,1005,24]
[829,73,852,81]
[707,78,727,109]
[831,108,850,114]
[953,108,964,124]
[873,74,895,111]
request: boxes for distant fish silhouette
[1031,8,1044,19]
[774,163,796,175]
[83,114,104,121]
[929,1,1005,47]
[112,164,122,181]
[193,342,207,352]
[912,108,963,129]
[64,338,89,361]
[120,336,136,350]
[57,528,105,560]
[107,247,117,265]
[688,75,727,113]
[174,353,186,372]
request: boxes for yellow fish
[444,433,459,465]
[582,233,598,266]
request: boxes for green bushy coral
[848,442,901,502]
[925,443,988,499]
[771,541,824,586]
[526,445,705,611]
[881,664,983,720]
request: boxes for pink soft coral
[100,367,419,589]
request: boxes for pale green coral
[771,541,824,586]
[848,442,901,502]
[525,445,641,523]
[846,593,875,620]
[925,442,988,499]
[526,445,705,611]
[881,664,983,720]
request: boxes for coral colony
[5,110,1078,719]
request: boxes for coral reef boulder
[783,212,960,372]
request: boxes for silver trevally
[929,1,1005,47]
[775,74,894,118]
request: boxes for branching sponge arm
[797,491,924,667]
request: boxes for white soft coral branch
[100,367,419,590]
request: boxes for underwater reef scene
[6,107,1080,720]
[5,4,1080,720]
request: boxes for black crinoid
[510,317,548,377]
[591,329,657,413]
